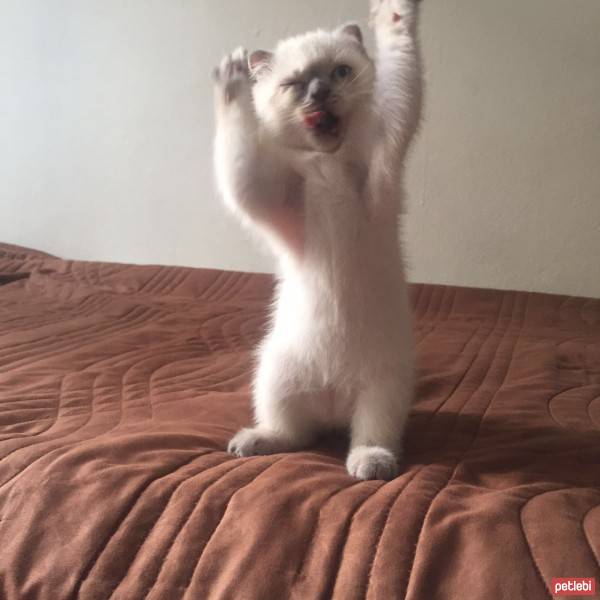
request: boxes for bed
[0,242,598,600]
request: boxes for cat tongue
[304,111,327,129]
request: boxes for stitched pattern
[0,244,599,600]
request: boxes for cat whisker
[346,64,371,87]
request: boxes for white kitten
[213,0,422,480]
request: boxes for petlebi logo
[551,578,596,596]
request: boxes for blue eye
[333,64,352,79]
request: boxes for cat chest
[308,386,356,427]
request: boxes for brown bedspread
[0,243,599,600]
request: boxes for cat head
[249,24,374,153]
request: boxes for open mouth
[303,110,341,138]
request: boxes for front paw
[346,445,399,480]
[228,427,288,457]
[213,47,251,105]
[369,0,417,34]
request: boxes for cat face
[251,25,374,153]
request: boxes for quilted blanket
[0,243,598,600]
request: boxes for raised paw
[369,0,417,34]
[228,427,291,457]
[212,47,251,105]
[346,445,399,480]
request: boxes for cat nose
[307,78,331,103]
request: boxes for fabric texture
[0,243,599,600]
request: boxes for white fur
[214,0,422,480]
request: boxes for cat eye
[332,64,352,80]
[281,80,305,93]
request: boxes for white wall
[1,1,599,297]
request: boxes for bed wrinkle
[0,243,599,600]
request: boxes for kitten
[213,0,422,480]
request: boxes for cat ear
[248,50,273,78]
[339,23,363,45]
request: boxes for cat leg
[228,347,318,457]
[368,0,423,215]
[213,47,269,220]
[346,367,412,480]
[213,48,303,254]
[370,0,422,155]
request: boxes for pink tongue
[304,111,327,129]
